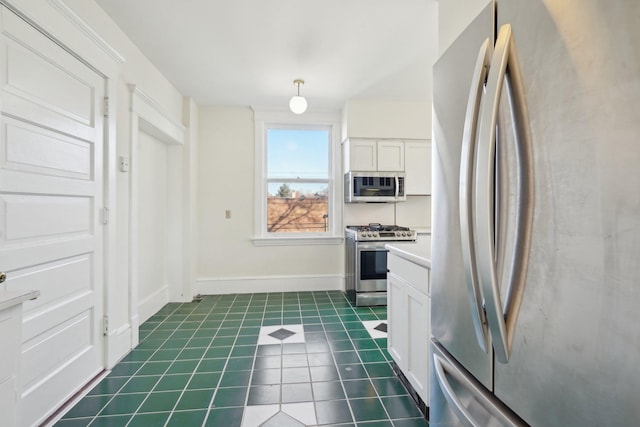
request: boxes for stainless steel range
[345,224,417,306]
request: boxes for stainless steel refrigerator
[430,1,640,426]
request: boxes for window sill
[252,236,343,246]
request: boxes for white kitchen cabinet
[404,140,432,195]
[0,304,20,427]
[343,138,404,172]
[387,273,407,367]
[0,290,39,427]
[377,140,404,171]
[387,250,430,405]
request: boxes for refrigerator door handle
[432,346,526,427]
[475,24,535,364]
[459,38,492,353]
[433,353,482,427]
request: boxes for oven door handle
[356,244,389,251]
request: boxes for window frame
[253,110,343,246]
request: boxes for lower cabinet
[0,290,38,427]
[0,304,22,427]
[387,253,430,405]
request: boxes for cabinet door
[346,139,377,171]
[0,377,17,427]
[387,272,407,368]
[405,285,430,403]
[377,140,405,171]
[404,141,432,195]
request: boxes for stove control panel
[356,230,417,241]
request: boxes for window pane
[268,182,329,233]
[267,129,329,179]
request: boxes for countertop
[386,235,431,269]
[413,227,432,235]
[0,289,40,311]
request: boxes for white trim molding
[105,323,132,368]
[252,236,343,246]
[128,85,187,348]
[47,0,126,64]
[129,84,186,145]
[137,285,169,325]
[197,274,345,295]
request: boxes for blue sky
[267,128,329,195]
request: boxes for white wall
[342,100,432,140]
[197,106,343,294]
[439,0,491,54]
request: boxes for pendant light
[289,79,307,114]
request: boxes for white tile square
[242,403,317,427]
[258,324,306,345]
[241,404,279,427]
[282,402,317,425]
[362,319,388,339]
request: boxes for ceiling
[94,0,439,112]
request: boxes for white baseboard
[104,323,132,368]
[137,285,169,324]
[196,274,345,295]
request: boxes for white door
[0,7,105,426]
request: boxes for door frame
[128,84,187,346]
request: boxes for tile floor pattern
[54,291,428,426]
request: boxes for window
[254,111,342,245]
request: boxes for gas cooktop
[345,224,417,241]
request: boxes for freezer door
[492,1,640,426]
[431,1,494,391]
[430,341,526,427]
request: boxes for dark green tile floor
[54,291,428,426]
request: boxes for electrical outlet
[225,210,231,219]
[119,156,130,172]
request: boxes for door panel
[0,6,105,426]
[494,1,640,426]
[431,2,494,390]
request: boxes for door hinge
[101,207,110,225]
[103,315,109,335]
[103,97,109,117]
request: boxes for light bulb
[289,95,308,114]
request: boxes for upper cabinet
[377,140,405,171]
[343,138,404,172]
[343,138,431,195]
[404,140,432,195]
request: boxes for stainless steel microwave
[344,171,406,203]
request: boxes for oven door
[356,242,388,293]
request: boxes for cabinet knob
[0,272,6,284]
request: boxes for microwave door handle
[395,175,399,199]
[475,24,534,364]
[460,38,492,354]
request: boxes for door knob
[0,272,6,284]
